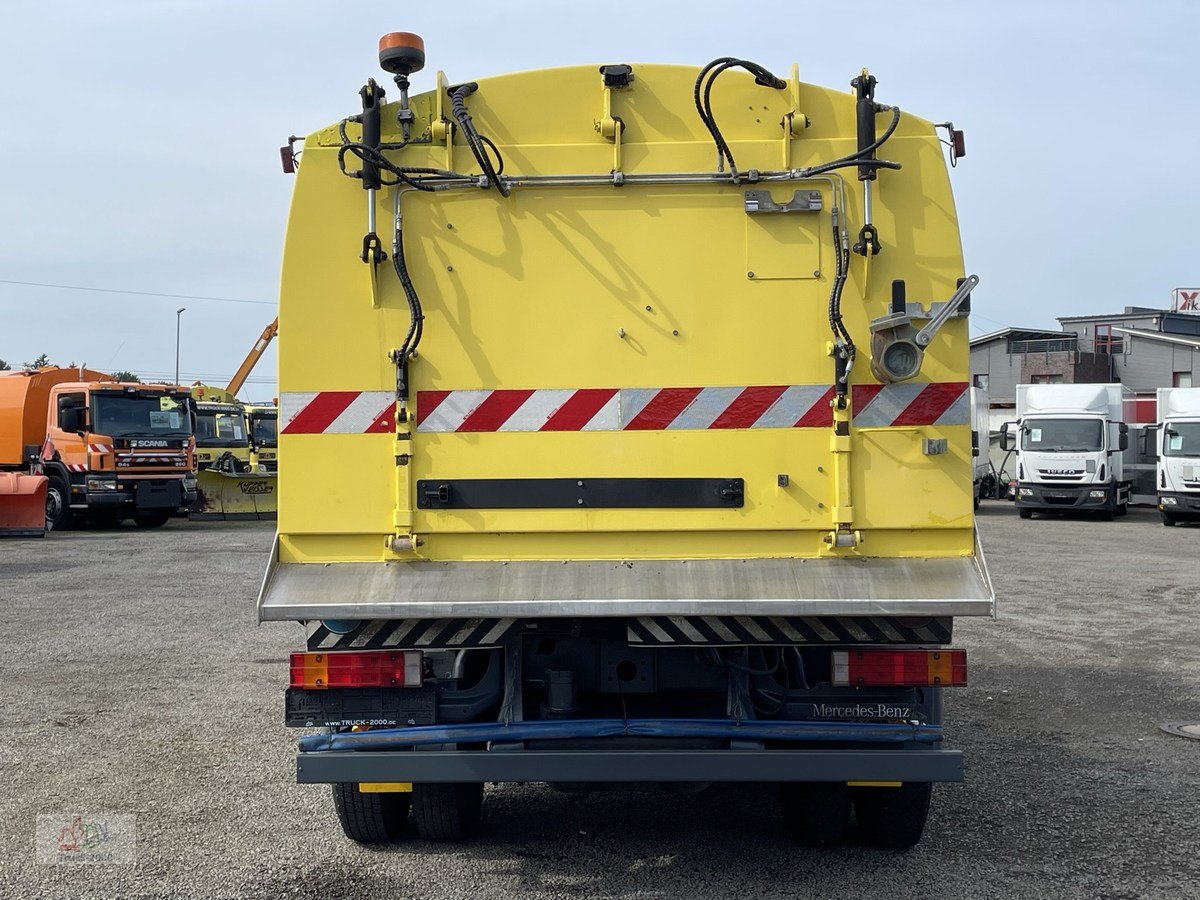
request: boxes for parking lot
[1,505,1197,899]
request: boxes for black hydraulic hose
[392,217,424,361]
[827,210,854,378]
[799,106,903,178]
[693,57,787,177]
[449,82,510,196]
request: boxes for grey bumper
[1016,483,1110,510]
[1159,492,1200,517]
[296,748,965,784]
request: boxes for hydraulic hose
[693,57,787,178]
[392,195,423,364]
[449,82,510,196]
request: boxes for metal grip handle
[915,274,980,347]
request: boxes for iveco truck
[1155,387,1200,526]
[1002,383,1130,520]
[260,34,992,851]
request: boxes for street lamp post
[175,307,186,386]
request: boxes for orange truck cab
[0,367,198,529]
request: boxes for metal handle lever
[915,274,979,347]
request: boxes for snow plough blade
[0,472,48,537]
[191,469,277,521]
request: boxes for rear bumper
[297,747,964,784]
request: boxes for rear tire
[45,477,71,531]
[854,781,932,850]
[779,782,852,848]
[1018,507,1033,519]
[411,782,484,843]
[1162,511,1178,527]
[331,783,410,844]
[133,513,170,528]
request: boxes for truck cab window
[1022,419,1103,451]
[1163,423,1200,457]
[92,393,191,438]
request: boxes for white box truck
[1154,387,1200,526]
[971,387,990,509]
[1001,384,1130,520]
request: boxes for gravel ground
[0,506,1197,899]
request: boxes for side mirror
[57,400,83,433]
[971,430,980,457]
[999,422,1015,453]
[1119,432,1129,452]
[1139,426,1158,458]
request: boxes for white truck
[971,387,990,509]
[1001,384,1130,520]
[1154,387,1200,526]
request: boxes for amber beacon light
[379,32,426,76]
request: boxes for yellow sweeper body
[264,62,990,606]
[265,49,992,848]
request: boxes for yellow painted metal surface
[278,63,972,565]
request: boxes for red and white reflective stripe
[88,443,113,454]
[66,463,87,473]
[414,385,837,433]
[852,382,968,427]
[279,391,395,435]
[279,382,969,434]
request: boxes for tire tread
[331,782,409,844]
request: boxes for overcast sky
[2,0,1196,396]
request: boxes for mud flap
[0,473,48,537]
[191,469,277,521]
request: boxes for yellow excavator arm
[226,317,278,398]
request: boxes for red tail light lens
[289,650,423,689]
[831,649,966,687]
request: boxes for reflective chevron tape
[626,616,952,646]
[280,391,395,435]
[307,618,516,651]
[280,382,967,434]
[66,463,87,473]
[852,382,969,427]
[88,443,113,454]
[415,385,836,432]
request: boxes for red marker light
[952,129,966,159]
[831,649,967,687]
[290,650,423,689]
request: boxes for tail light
[290,650,423,689]
[831,649,966,687]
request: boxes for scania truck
[1154,387,1200,526]
[1002,383,1130,520]
[0,366,197,529]
[260,35,992,850]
